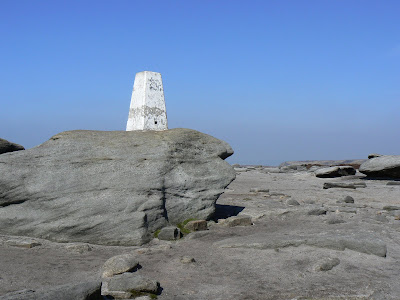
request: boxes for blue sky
[1,0,399,165]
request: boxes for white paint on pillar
[126,71,168,131]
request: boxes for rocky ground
[1,166,400,299]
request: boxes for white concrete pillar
[126,71,168,131]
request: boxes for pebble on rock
[102,253,140,278]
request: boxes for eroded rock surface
[315,166,356,178]
[0,138,24,155]
[0,129,235,246]
[359,155,400,178]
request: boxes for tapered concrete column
[126,71,168,131]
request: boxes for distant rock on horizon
[0,138,24,154]
[279,159,367,170]
[0,128,235,246]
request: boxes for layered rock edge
[0,128,235,246]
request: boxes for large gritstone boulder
[0,138,24,154]
[359,155,400,179]
[0,129,235,246]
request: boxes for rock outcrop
[1,281,101,300]
[0,129,235,246]
[359,155,400,178]
[314,166,356,178]
[0,138,24,154]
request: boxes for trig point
[126,71,168,131]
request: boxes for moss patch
[153,229,161,238]
[176,218,197,235]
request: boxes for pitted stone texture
[0,129,235,246]
[126,71,168,131]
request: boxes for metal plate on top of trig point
[126,71,168,131]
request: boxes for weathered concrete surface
[0,129,235,246]
[126,71,168,131]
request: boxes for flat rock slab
[0,129,235,246]
[323,182,366,189]
[2,281,101,300]
[218,215,253,227]
[215,233,387,257]
[315,166,356,178]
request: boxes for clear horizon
[1,1,399,166]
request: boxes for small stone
[184,220,207,232]
[343,196,354,203]
[383,205,400,211]
[157,226,181,241]
[102,273,159,298]
[221,215,253,227]
[307,208,327,216]
[286,199,300,206]
[102,253,139,278]
[65,243,92,253]
[368,153,382,159]
[5,238,41,248]
[315,257,340,271]
[180,256,196,264]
